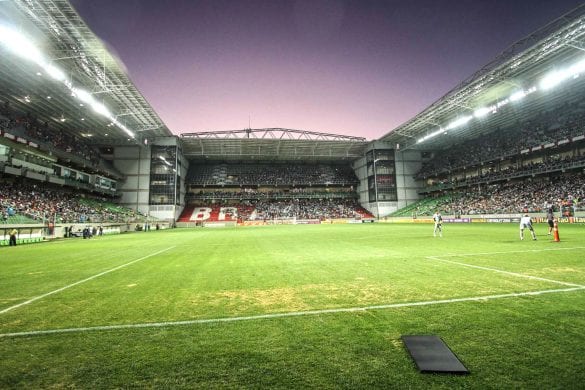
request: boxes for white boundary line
[0,246,176,315]
[426,246,585,288]
[3,245,585,339]
[427,256,585,288]
[438,246,585,258]
[1,286,583,338]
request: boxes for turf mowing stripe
[427,256,585,288]
[1,286,584,339]
[0,246,176,315]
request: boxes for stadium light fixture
[418,55,585,145]
[72,88,94,104]
[539,57,585,91]
[45,63,66,81]
[417,127,446,144]
[509,90,526,102]
[117,123,135,138]
[540,70,568,90]
[473,107,492,118]
[91,101,111,117]
[446,115,472,130]
[1,24,136,139]
[568,58,585,76]
[0,25,44,65]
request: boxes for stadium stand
[187,163,358,186]
[416,103,585,180]
[0,101,121,179]
[180,162,373,222]
[391,195,453,218]
[178,198,373,222]
[414,172,584,216]
[0,177,144,224]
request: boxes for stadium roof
[381,4,585,151]
[181,128,369,162]
[0,0,171,145]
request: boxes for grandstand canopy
[381,4,585,152]
[0,0,171,145]
[181,128,368,162]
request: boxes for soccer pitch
[1,223,584,388]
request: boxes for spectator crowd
[1,101,101,166]
[417,103,585,179]
[1,179,144,224]
[431,173,584,215]
[187,163,358,186]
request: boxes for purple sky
[71,0,584,140]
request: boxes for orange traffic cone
[553,220,560,242]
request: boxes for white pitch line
[438,246,585,258]
[1,286,584,339]
[427,256,585,288]
[0,246,176,315]
[349,232,435,240]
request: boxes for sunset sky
[71,0,584,140]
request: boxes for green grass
[1,223,585,388]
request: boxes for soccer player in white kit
[519,214,537,240]
[433,211,443,237]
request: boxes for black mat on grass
[402,335,469,374]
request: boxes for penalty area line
[0,246,176,315]
[1,286,584,339]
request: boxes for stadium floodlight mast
[416,55,585,145]
[0,23,135,139]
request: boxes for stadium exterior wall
[148,137,189,221]
[113,145,151,215]
[352,155,370,210]
[353,145,423,217]
[394,149,422,211]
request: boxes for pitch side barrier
[380,214,585,224]
[0,222,173,246]
[177,218,375,228]
[0,225,44,246]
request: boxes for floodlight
[73,88,94,104]
[473,107,491,118]
[92,101,111,117]
[509,90,526,102]
[45,63,66,81]
[446,115,472,130]
[540,70,569,90]
[569,58,585,75]
[0,25,44,64]
[118,124,135,138]
[1,24,139,141]
[417,128,445,144]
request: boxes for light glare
[45,64,66,81]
